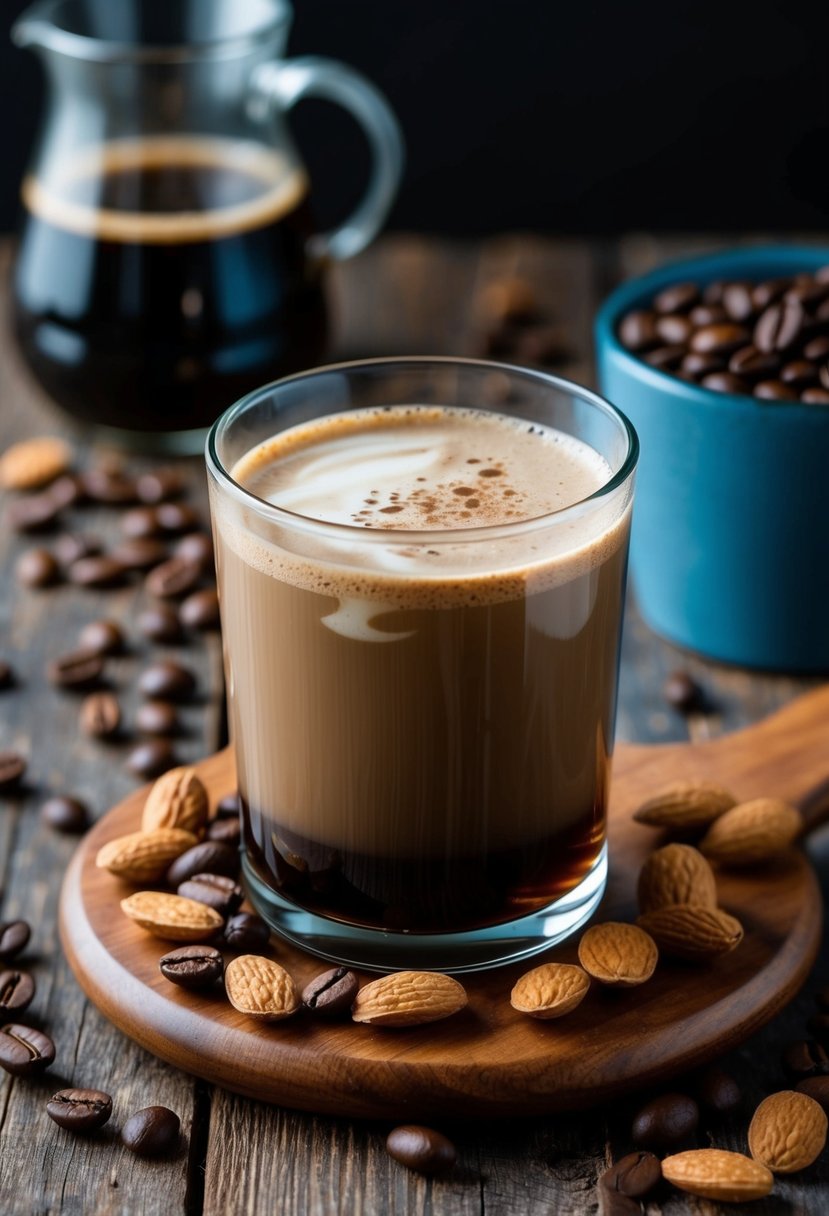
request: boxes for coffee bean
[0,660,15,690]
[599,1151,662,1198]
[137,469,185,504]
[0,752,26,791]
[136,700,179,737]
[804,335,829,361]
[785,280,829,309]
[802,388,829,404]
[0,971,35,1014]
[644,344,686,370]
[16,548,60,588]
[752,277,791,310]
[512,324,569,367]
[41,795,89,834]
[215,792,239,818]
[178,874,242,916]
[54,533,101,568]
[690,323,750,356]
[654,282,699,315]
[631,1092,698,1150]
[796,1076,829,1110]
[0,1023,55,1076]
[111,537,169,572]
[179,589,220,631]
[618,310,659,353]
[81,468,138,504]
[173,532,214,570]
[302,967,359,1017]
[206,818,240,846]
[80,691,121,740]
[722,282,756,322]
[46,1088,112,1132]
[157,502,200,534]
[820,361,829,392]
[121,1106,180,1157]
[694,1066,741,1113]
[783,1039,829,1078]
[753,379,799,401]
[137,605,183,643]
[663,670,701,713]
[728,345,780,379]
[125,740,176,780]
[78,619,124,657]
[754,298,805,353]
[655,314,693,345]
[138,661,196,701]
[166,841,240,887]
[120,506,163,539]
[0,922,30,962]
[67,555,125,588]
[386,1125,456,1176]
[680,351,724,378]
[159,944,224,991]
[701,372,748,394]
[781,359,818,387]
[145,557,202,599]
[8,493,62,533]
[689,304,727,327]
[47,648,104,690]
[49,473,87,509]
[223,912,270,953]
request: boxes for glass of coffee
[12,0,403,451]
[207,358,638,971]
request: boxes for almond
[577,922,658,987]
[351,971,467,1027]
[510,963,590,1020]
[633,782,737,832]
[637,844,717,914]
[225,955,300,1022]
[96,828,197,882]
[0,436,72,490]
[637,904,743,961]
[120,891,223,941]
[141,766,209,836]
[699,798,802,867]
[661,1148,773,1201]
[748,1090,828,1174]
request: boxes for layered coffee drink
[213,404,631,935]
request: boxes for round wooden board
[59,688,829,1119]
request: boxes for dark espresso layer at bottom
[241,800,604,933]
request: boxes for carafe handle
[252,57,404,261]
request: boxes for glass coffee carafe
[11,0,403,451]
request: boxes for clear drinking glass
[207,358,638,971]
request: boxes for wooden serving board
[58,687,829,1119]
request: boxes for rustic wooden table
[0,233,827,1215]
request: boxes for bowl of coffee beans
[595,246,829,671]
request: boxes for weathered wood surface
[0,234,827,1213]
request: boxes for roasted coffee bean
[0,1023,55,1076]
[16,548,60,588]
[173,532,214,570]
[694,1065,741,1113]
[754,379,799,401]
[820,361,829,392]
[722,282,756,322]
[121,1106,180,1157]
[655,314,693,345]
[599,1151,662,1198]
[680,351,724,378]
[67,555,125,588]
[125,739,176,780]
[41,795,89,834]
[618,310,659,353]
[689,304,727,327]
[78,619,124,657]
[136,700,179,737]
[80,691,121,740]
[808,1013,829,1042]
[178,874,242,916]
[223,912,270,953]
[690,323,750,356]
[136,469,185,504]
[728,345,780,379]
[120,506,163,539]
[156,502,200,534]
[0,922,30,962]
[215,792,240,818]
[796,1076,829,1110]
[137,605,183,643]
[302,967,359,1017]
[179,589,220,631]
[701,372,748,394]
[803,388,829,404]
[8,493,62,533]
[0,971,35,1014]
[0,660,15,691]
[754,298,805,353]
[81,468,138,504]
[159,944,224,991]
[166,841,240,887]
[46,1088,112,1132]
[110,538,169,572]
[781,359,818,387]
[631,1092,698,1150]
[512,324,569,367]
[804,335,829,361]
[752,277,791,310]
[386,1125,457,1176]
[663,669,701,713]
[145,557,202,600]
[783,1039,829,1078]
[49,473,87,509]
[654,282,699,314]
[53,533,101,568]
[0,752,27,791]
[206,818,241,846]
[47,648,104,690]
[644,344,686,370]
[785,279,829,308]
[138,661,196,701]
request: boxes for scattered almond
[637,904,743,961]
[0,436,72,490]
[661,1148,773,1202]
[225,955,300,1022]
[351,971,467,1027]
[633,782,736,832]
[141,766,209,836]
[699,798,802,867]
[577,922,658,987]
[637,843,717,914]
[96,827,197,882]
[510,963,590,1020]
[748,1090,827,1174]
[120,890,223,941]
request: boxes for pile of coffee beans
[476,276,571,369]
[617,267,829,402]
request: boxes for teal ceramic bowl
[595,246,829,672]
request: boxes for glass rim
[205,355,639,546]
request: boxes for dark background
[2,0,828,236]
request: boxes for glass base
[243,842,608,974]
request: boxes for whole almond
[661,1149,773,1201]
[225,955,300,1022]
[699,798,802,867]
[577,922,658,987]
[141,766,209,836]
[96,828,197,882]
[637,844,718,914]
[748,1090,828,1173]
[637,904,743,961]
[351,971,467,1027]
[633,782,737,832]
[0,437,72,490]
[120,891,223,941]
[510,963,590,1020]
